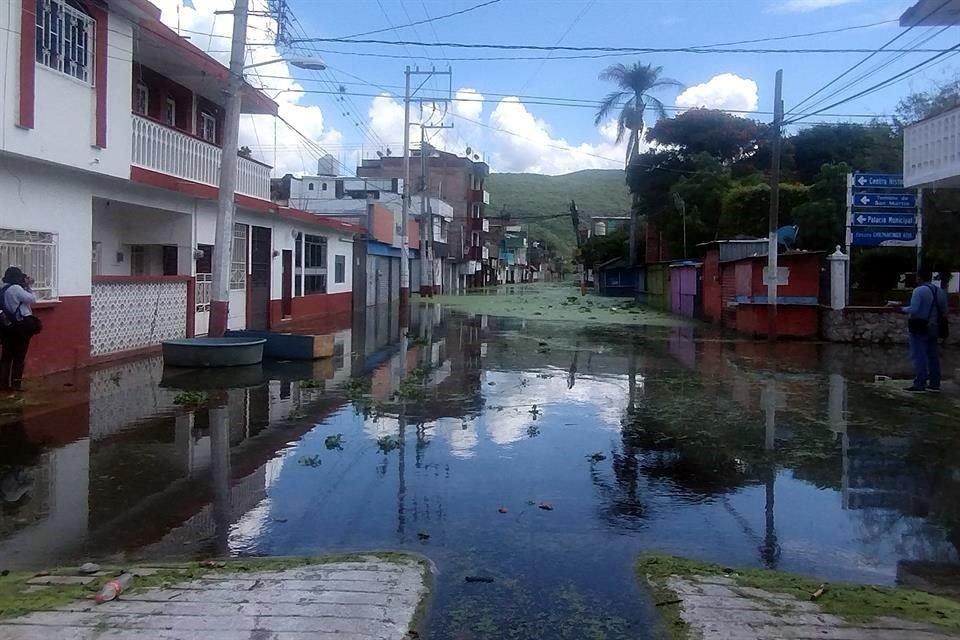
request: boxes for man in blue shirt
[901,268,949,392]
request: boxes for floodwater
[2,298,959,639]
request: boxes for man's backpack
[928,284,950,341]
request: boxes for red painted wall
[17,0,36,129]
[702,249,722,323]
[25,297,92,378]
[747,253,821,298]
[736,306,819,338]
[269,291,352,333]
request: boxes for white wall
[0,0,133,179]
[0,157,94,297]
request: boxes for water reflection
[0,305,958,638]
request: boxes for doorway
[248,226,272,330]
[281,249,293,319]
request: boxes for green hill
[486,169,631,257]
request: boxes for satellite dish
[473,154,480,161]
[376,150,384,158]
[465,146,472,156]
[386,148,393,156]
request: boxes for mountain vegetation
[486,169,631,257]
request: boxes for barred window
[294,232,327,296]
[0,229,58,300]
[36,0,95,84]
[231,223,247,290]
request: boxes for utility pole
[767,69,783,342]
[400,66,413,316]
[419,126,429,297]
[400,66,452,309]
[209,0,248,337]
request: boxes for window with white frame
[230,223,247,290]
[471,231,480,247]
[334,254,345,284]
[135,83,148,115]
[200,112,216,143]
[164,98,176,126]
[472,204,481,218]
[35,0,95,84]
[0,229,58,300]
[294,232,327,295]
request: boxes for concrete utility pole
[209,0,249,337]
[400,66,413,313]
[767,69,783,342]
[400,67,452,308]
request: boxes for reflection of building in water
[0,340,354,568]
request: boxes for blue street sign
[852,192,917,208]
[853,173,903,188]
[851,228,918,247]
[851,212,917,227]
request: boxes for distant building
[357,149,491,289]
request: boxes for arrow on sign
[856,214,865,224]
[858,195,869,205]
[856,176,867,186]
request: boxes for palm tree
[595,63,681,265]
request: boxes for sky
[149,0,959,176]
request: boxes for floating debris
[498,507,509,514]
[465,576,495,583]
[538,503,554,511]
[587,452,607,462]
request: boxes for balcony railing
[903,105,960,188]
[482,218,490,233]
[468,188,490,204]
[131,114,271,200]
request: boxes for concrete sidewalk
[0,557,429,639]
[664,574,960,640]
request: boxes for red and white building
[0,0,360,378]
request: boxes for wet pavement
[2,294,960,639]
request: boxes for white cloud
[454,88,485,119]
[675,73,759,114]
[151,0,343,176]
[777,0,862,12]
[487,97,630,174]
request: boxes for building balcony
[131,114,271,200]
[469,189,490,204]
[903,105,960,188]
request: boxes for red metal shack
[725,252,823,338]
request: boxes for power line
[787,0,953,116]
[288,36,954,55]
[795,25,951,118]
[333,0,502,40]
[785,41,960,125]
[251,84,897,119]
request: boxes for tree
[787,123,901,184]
[646,109,763,164]
[578,230,629,269]
[595,62,681,265]
[718,183,810,239]
[895,80,960,126]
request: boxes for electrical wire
[787,0,953,116]
[784,41,960,125]
[287,36,954,56]
[334,0,502,40]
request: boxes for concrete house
[0,0,359,377]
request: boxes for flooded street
[2,291,960,639]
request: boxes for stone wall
[822,306,959,344]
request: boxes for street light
[242,56,327,72]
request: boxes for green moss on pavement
[638,554,960,635]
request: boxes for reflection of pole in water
[208,398,233,557]
[628,338,638,411]
[760,379,780,569]
[828,373,850,510]
[397,333,408,541]
[568,340,580,390]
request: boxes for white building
[0,0,359,379]
[901,0,960,189]
[277,171,458,294]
